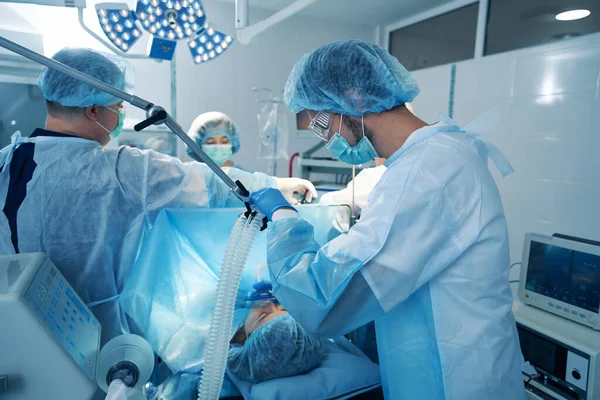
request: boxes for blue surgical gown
[0,129,276,346]
[265,116,526,399]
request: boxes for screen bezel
[519,233,600,325]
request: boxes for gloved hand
[275,177,318,205]
[250,188,296,221]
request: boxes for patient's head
[228,308,324,383]
[244,300,288,337]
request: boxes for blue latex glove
[250,188,296,221]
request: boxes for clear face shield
[243,281,284,336]
[245,281,279,308]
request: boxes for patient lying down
[228,290,324,383]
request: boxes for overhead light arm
[235,0,319,44]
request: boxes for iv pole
[0,35,251,203]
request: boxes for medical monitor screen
[525,240,600,313]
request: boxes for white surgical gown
[0,130,276,345]
[319,165,387,231]
[265,115,525,399]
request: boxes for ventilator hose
[198,212,264,400]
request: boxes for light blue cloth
[187,111,241,157]
[38,48,134,107]
[284,40,419,116]
[119,204,350,395]
[228,313,324,383]
[227,337,381,400]
[264,114,526,399]
[0,132,275,346]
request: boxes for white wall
[175,0,375,173]
[410,33,600,289]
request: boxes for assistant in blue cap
[187,111,245,170]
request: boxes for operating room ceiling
[215,0,459,26]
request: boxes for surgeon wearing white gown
[319,103,415,231]
[0,48,316,346]
[249,40,525,399]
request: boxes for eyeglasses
[308,110,332,141]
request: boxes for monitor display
[525,241,600,313]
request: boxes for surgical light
[96,4,143,54]
[187,27,233,63]
[95,1,233,63]
[555,9,591,21]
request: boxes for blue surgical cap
[38,48,134,107]
[227,313,324,383]
[187,111,241,160]
[284,40,420,116]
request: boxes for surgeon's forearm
[315,272,384,336]
[269,263,383,337]
[266,218,381,337]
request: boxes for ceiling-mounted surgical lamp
[235,0,319,44]
[5,0,233,62]
[93,0,233,63]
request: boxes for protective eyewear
[308,110,332,141]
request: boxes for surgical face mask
[326,115,378,165]
[96,106,125,140]
[201,144,233,166]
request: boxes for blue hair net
[284,40,420,116]
[38,48,134,107]
[227,313,324,383]
[187,112,241,160]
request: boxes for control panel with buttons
[24,258,100,380]
[522,291,600,331]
